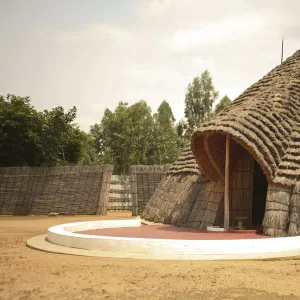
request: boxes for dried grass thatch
[287,183,300,236]
[141,147,205,225]
[263,184,292,236]
[142,146,254,229]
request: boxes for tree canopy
[91,100,180,174]
[0,95,43,167]
[184,70,219,138]
[0,94,97,167]
[152,100,179,165]
[214,95,232,114]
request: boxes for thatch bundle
[288,183,300,236]
[141,147,205,225]
[263,184,292,236]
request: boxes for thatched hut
[142,50,300,237]
[141,146,203,225]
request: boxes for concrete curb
[26,219,300,261]
[27,234,300,261]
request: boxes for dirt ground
[1,212,300,300]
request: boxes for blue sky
[1,0,299,131]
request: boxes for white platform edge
[207,226,226,232]
[26,219,300,260]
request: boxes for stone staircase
[108,175,132,211]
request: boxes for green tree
[1,94,99,167]
[128,100,155,167]
[214,95,232,114]
[65,130,99,165]
[91,99,180,174]
[154,100,175,129]
[176,119,189,149]
[151,100,179,164]
[184,70,219,138]
[39,106,78,165]
[0,95,43,167]
[91,101,154,174]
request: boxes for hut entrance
[193,132,270,230]
[252,160,268,227]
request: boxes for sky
[1,0,299,132]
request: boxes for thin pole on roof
[224,135,230,231]
[281,38,284,63]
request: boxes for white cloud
[172,14,267,50]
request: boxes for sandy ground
[1,212,300,300]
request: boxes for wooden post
[97,166,113,215]
[224,135,230,231]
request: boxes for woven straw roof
[167,146,201,175]
[192,50,300,186]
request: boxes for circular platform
[27,218,300,260]
[76,225,269,240]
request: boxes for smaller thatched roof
[167,146,201,175]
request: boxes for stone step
[109,192,132,199]
[108,209,132,211]
[110,175,130,183]
[109,189,131,195]
[110,180,130,185]
[108,201,132,206]
[109,198,132,202]
[109,183,131,191]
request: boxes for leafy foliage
[39,106,78,165]
[0,95,97,167]
[0,95,43,166]
[214,95,232,114]
[184,70,219,138]
[176,119,189,148]
[91,100,180,174]
[152,100,180,164]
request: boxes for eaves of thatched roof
[167,146,201,175]
[192,50,300,186]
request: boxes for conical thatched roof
[192,50,300,186]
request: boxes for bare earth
[1,213,300,300]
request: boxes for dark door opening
[252,160,268,227]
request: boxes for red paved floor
[76,225,272,240]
